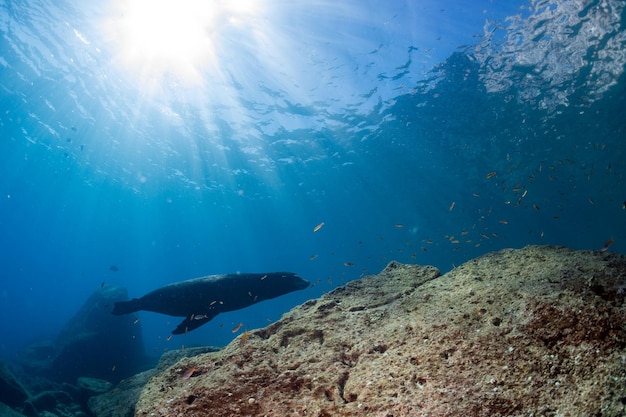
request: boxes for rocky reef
[0,285,156,417]
[135,246,626,417]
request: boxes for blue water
[0,0,625,362]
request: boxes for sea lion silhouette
[112,272,309,334]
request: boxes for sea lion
[112,272,309,334]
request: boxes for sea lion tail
[112,298,141,315]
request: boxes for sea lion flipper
[112,298,142,315]
[172,313,216,335]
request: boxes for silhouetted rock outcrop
[19,286,149,383]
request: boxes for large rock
[19,286,149,382]
[135,245,626,417]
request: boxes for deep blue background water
[1,0,625,361]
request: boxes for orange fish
[313,222,325,232]
[232,322,243,333]
[486,171,496,179]
[239,330,251,347]
[182,367,195,380]
[600,238,614,252]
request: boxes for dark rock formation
[0,401,27,417]
[0,363,29,407]
[2,286,158,417]
[19,285,149,382]
[134,246,626,417]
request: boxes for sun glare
[104,0,258,91]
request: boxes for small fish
[449,201,455,211]
[182,367,195,380]
[210,300,217,306]
[232,322,243,333]
[499,220,508,225]
[239,330,251,347]
[521,190,528,198]
[344,262,355,267]
[421,247,427,253]
[133,318,140,325]
[111,365,116,372]
[166,335,172,341]
[313,222,325,232]
[100,281,105,288]
[486,171,496,179]
[310,254,318,261]
[260,274,268,280]
[622,201,626,210]
[394,223,404,228]
[109,265,119,272]
[533,204,540,211]
[473,193,480,197]
[588,198,594,205]
[192,314,208,320]
[601,238,614,252]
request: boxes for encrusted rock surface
[135,245,626,417]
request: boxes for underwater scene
[0,0,625,416]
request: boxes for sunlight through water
[102,0,260,92]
